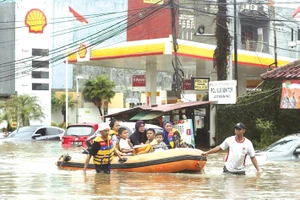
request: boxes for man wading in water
[83,124,124,173]
[201,122,260,175]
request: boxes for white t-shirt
[220,136,255,173]
[111,135,119,146]
[119,138,131,150]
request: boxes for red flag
[69,6,88,24]
[293,6,300,18]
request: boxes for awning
[105,101,211,121]
[130,111,151,121]
[130,111,164,121]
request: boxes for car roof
[68,122,99,126]
[280,133,300,140]
[16,125,64,130]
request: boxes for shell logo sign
[78,44,87,58]
[25,9,47,34]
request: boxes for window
[32,83,49,91]
[298,29,300,41]
[32,71,49,79]
[46,128,62,136]
[32,60,49,68]
[32,48,49,56]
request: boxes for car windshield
[7,126,38,138]
[65,126,94,137]
[264,137,300,152]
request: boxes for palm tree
[82,75,116,117]
[1,94,45,127]
[51,93,77,123]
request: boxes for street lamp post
[76,75,84,123]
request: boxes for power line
[0,0,169,82]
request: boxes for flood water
[0,140,299,200]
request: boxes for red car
[61,123,99,148]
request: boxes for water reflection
[0,140,299,199]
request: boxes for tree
[213,0,231,80]
[82,74,116,117]
[51,93,77,123]
[0,94,45,127]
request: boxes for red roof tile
[260,60,300,80]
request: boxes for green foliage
[0,94,45,126]
[51,93,77,122]
[216,82,300,148]
[213,0,231,80]
[82,74,116,116]
[51,122,58,127]
[58,122,68,129]
[253,118,283,149]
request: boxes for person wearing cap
[201,122,260,175]
[83,123,123,173]
[129,120,147,146]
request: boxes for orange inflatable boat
[56,148,206,173]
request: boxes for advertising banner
[173,119,195,147]
[182,79,192,90]
[209,80,237,104]
[132,75,146,91]
[280,80,300,109]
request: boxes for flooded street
[0,140,299,199]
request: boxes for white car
[255,133,300,161]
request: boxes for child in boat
[154,131,168,150]
[145,128,158,145]
[118,127,134,155]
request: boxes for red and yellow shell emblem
[25,9,47,34]
[78,44,87,58]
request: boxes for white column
[209,70,217,147]
[146,63,157,105]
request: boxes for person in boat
[129,120,147,146]
[108,119,124,156]
[154,131,168,150]
[83,123,123,174]
[163,120,189,148]
[145,128,158,145]
[118,127,134,155]
[201,122,260,175]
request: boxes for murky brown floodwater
[0,140,299,200]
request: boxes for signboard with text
[132,75,146,91]
[191,77,209,90]
[209,80,237,104]
[183,79,192,90]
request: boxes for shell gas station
[66,1,293,147]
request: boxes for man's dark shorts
[95,164,110,174]
[223,166,246,175]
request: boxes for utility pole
[272,5,278,68]
[233,0,238,85]
[170,0,181,101]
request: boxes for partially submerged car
[255,133,300,161]
[61,123,99,148]
[2,125,65,141]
